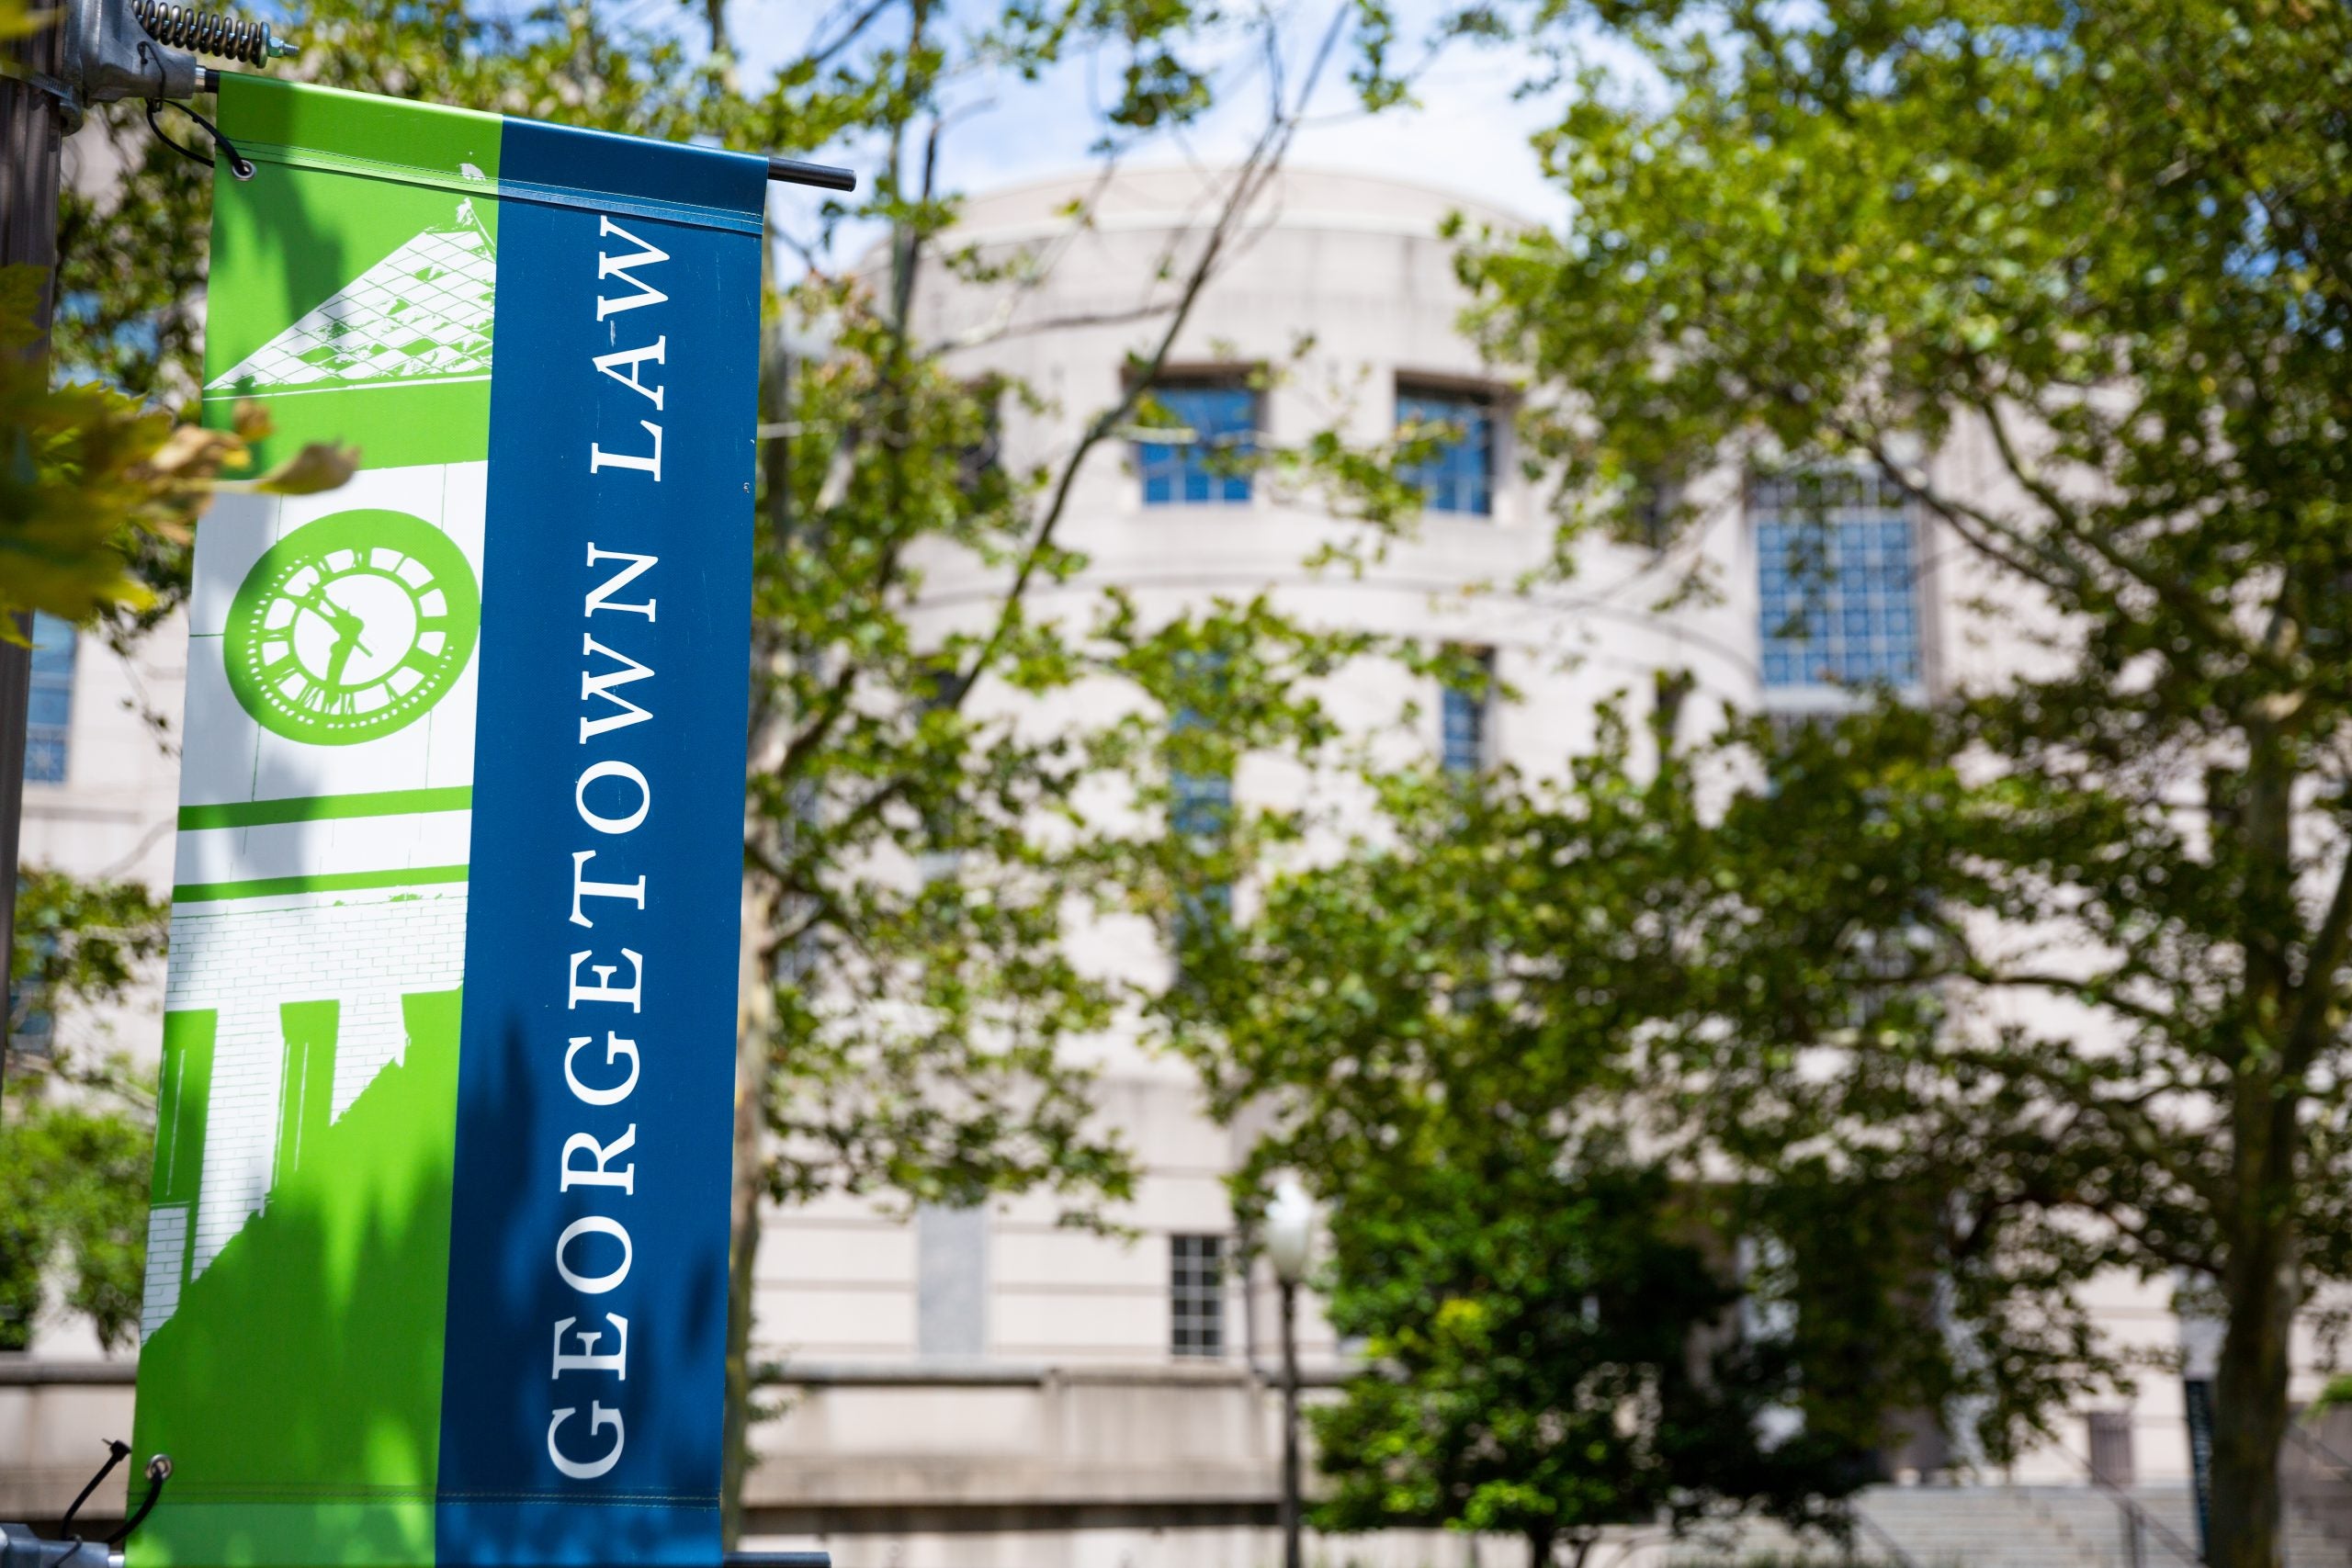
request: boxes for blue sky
[726,0,1580,258]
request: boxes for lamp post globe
[1267,1175,1317,1286]
[1266,1175,1317,1568]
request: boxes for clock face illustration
[225,509,481,746]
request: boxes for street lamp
[1266,1175,1318,1568]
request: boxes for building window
[1170,653,1235,942]
[916,1202,989,1359]
[25,613,74,784]
[1755,471,1921,694]
[11,921,55,1056]
[1137,381,1258,506]
[1441,648,1494,774]
[1170,767,1233,843]
[1170,1233,1227,1358]
[1170,767,1234,949]
[1397,388,1494,517]
[2087,1409,2136,1487]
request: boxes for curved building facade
[733,165,2340,1565]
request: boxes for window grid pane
[1170,769,1232,841]
[1441,649,1493,774]
[25,613,74,784]
[1754,472,1921,692]
[1170,662,1236,963]
[1170,771,1233,956]
[1170,1233,1226,1358]
[1139,385,1258,507]
[1397,390,1494,517]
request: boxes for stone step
[1662,1483,2352,1568]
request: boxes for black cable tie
[58,1438,130,1539]
[107,1454,173,1547]
[146,96,254,180]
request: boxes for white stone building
[6,164,2351,1568]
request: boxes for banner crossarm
[767,155,856,191]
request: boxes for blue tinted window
[1170,666,1234,949]
[1397,390,1493,517]
[1170,768,1232,950]
[1441,649,1493,773]
[1754,474,1921,692]
[25,614,74,784]
[1170,767,1232,841]
[14,922,54,1054]
[1138,384,1257,506]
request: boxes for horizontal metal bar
[767,155,855,192]
[189,73,854,194]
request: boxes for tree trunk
[2208,720,2302,1568]
[2209,1074,2301,1568]
[1523,1525,1555,1568]
[721,871,780,1548]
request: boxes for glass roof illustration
[209,201,497,393]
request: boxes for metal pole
[2183,1376,2215,1562]
[1280,1278,1301,1568]
[0,3,66,1108]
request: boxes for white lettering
[594,337,666,410]
[584,545,658,621]
[589,420,663,480]
[548,1403,624,1479]
[547,210,673,1492]
[551,1313,632,1380]
[581,636,656,742]
[570,850,648,928]
[595,217,671,319]
[564,1032,641,1107]
[555,1214,633,1293]
[575,760,650,835]
[560,1123,639,1195]
[568,948,644,1011]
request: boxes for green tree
[0,1091,153,1350]
[1312,1145,1870,1568]
[0,868,170,1349]
[1158,696,1928,1555]
[1444,1,2352,1561]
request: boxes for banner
[130,75,762,1568]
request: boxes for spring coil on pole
[128,0,277,64]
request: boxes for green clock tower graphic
[226,508,481,745]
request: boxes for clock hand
[294,585,376,663]
[324,611,368,691]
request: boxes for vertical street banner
[130,75,762,1568]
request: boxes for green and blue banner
[131,75,762,1568]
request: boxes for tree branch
[2284,845,2352,1077]
[950,0,1355,705]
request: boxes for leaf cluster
[0,868,169,1351]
